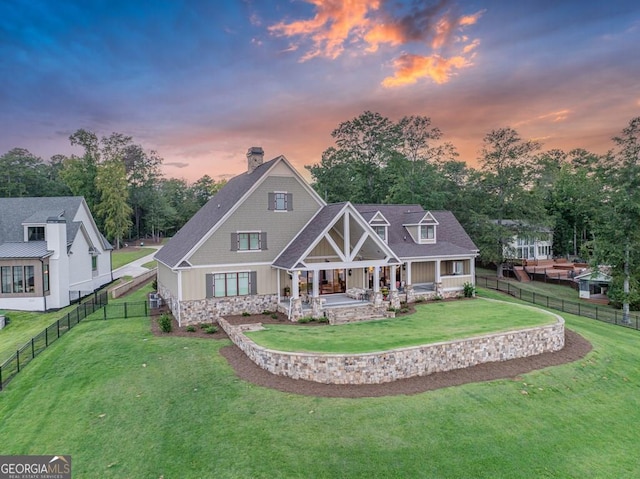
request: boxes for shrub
[317,316,329,323]
[242,311,251,317]
[270,313,278,319]
[204,325,218,334]
[463,282,476,298]
[185,325,196,332]
[151,279,158,291]
[297,317,313,323]
[158,313,172,333]
[400,307,410,314]
[262,310,272,315]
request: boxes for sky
[1,0,639,183]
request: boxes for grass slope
[0,288,639,478]
[246,299,556,353]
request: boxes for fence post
[124,303,128,319]
[16,350,20,373]
[595,307,598,321]
[57,320,60,338]
[144,300,148,317]
[578,303,580,316]
[68,314,71,330]
[562,300,564,312]
[31,338,35,359]
[104,306,107,320]
[547,296,549,308]
[45,327,48,347]
[533,292,535,305]
[0,366,3,391]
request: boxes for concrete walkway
[112,245,162,279]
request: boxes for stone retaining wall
[219,302,565,385]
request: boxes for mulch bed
[150,308,592,398]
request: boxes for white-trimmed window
[452,261,464,275]
[231,232,267,252]
[27,226,45,241]
[207,271,256,298]
[268,192,293,211]
[420,225,435,242]
[373,225,387,242]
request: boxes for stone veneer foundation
[218,300,565,385]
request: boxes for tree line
[2,115,639,317]
[0,129,225,248]
[307,111,640,319]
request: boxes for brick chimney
[246,146,264,173]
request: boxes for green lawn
[0,306,81,364]
[111,247,156,269]
[246,299,556,353]
[476,267,610,306]
[1,288,639,478]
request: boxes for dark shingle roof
[155,157,280,268]
[355,205,478,258]
[0,197,86,246]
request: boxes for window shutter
[286,193,293,211]
[205,274,213,298]
[250,271,257,295]
[268,192,275,210]
[230,233,238,251]
[261,232,268,250]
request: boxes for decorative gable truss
[276,203,400,271]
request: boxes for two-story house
[0,197,113,311]
[155,148,479,325]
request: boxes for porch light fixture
[348,269,352,276]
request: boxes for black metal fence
[476,275,640,330]
[0,279,156,390]
[101,301,150,319]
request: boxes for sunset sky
[1,0,639,182]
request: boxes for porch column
[435,260,442,295]
[292,271,300,298]
[405,262,412,286]
[290,270,303,321]
[373,267,380,293]
[470,259,476,284]
[404,261,415,303]
[311,270,323,319]
[389,265,401,309]
[312,270,320,298]
[373,266,383,306]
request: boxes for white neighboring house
[499,220,553,261]
[0,197,113,311]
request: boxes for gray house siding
[189,176,321,266]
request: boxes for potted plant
[283,286,291,297]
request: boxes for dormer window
[420,225,435,242]
[373,225,387,242]
[28,226,45,241]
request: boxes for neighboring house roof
[0,242,53,259]
[0,196,111,257]
[355,205,478,258]
[575,270,612,282]
[0,197,82,245]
